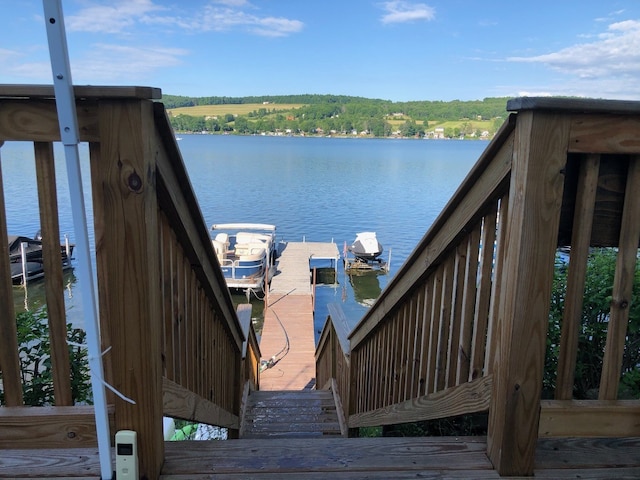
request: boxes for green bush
[0,308,91,406]
[546,248,640,399]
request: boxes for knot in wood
[619,300,629,309]
[128,171,143,192]
[67,431,76,439]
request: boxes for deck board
[2,437,639,478]
[259,241,339,390]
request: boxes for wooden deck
[3,437,639,478]
[259,242,339,390]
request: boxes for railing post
[93,98,163,478]
[487,110,568,476]
[0,146,23,407]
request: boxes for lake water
[2,135,488,339]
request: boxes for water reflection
[347,269,385,308]
[12,270,77,314]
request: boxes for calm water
[2,136,487,338]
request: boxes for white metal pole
[42,1,112,478]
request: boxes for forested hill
[162,94,509,122]
[162,94,512,138]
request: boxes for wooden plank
[435,257,454,392]
[0,405,114,449]
[457,224,480,384]
[535,436,640,469]
[0,99,100,142]
[260,293,316,390]
[161,437,494,475]
[348,375,492,429]
[163,377,239,429]
[0,147,22,406]
[330,378,348,437]
[487,110,569,476]
[326,303,351,356]
[0,84,161,99]
[599,156,640,399]
[555,154,599,400]
[539,400,640,437]
[568,114,640,154]
[425,267,443,395]
[94,98,164,479]
[507,96,640,115]
[409,284,426,399]
[34,141,72,406]
[416,278,432,397]
[0,447,108,478]
[447,242,466,388]
[469,207,496,381]
[484,192,509,377]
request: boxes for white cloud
[72,43,187,82]
[379,1,435,25]
[65,0,165,34]
[508,20,640,80]
[198,2,304,37]
[64,0,303,38]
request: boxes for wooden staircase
[240,388,347,438]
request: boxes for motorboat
[8,234,74,284]
[210,223,277,293]
[348,232,383,262]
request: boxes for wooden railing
[0,85,258,478]
[317,97,640,476]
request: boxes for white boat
[348,232,383,262]
[210,223,277,293]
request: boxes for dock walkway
[259,241,339,390]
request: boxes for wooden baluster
[556,154,600,400]
[34,141,72,406]
[0,144,23,406]
[599,156,640,399]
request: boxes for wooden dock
[259,241,340,390]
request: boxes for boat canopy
[211,223,276,232]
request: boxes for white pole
[42,1,112,478]
[21,241,28,285]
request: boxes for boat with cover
[210,223,277,293]
[348,232,383,261]
[8,234,73,284]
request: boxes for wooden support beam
[163,377,238,429]
[348,375,492,429]
[487,110,569,476]
[93,98,163,479]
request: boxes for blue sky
[2,0,640,101]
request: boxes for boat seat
[212,239,226,260]
[234,243,266,258]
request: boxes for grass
[168,103,305,117]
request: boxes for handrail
[319,97,640,476]
[316,303,351,412]
[0,85,255,479]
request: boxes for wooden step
[240,389,344,439]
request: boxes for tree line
[163,94,511,138]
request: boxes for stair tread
[241,388,344,439]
